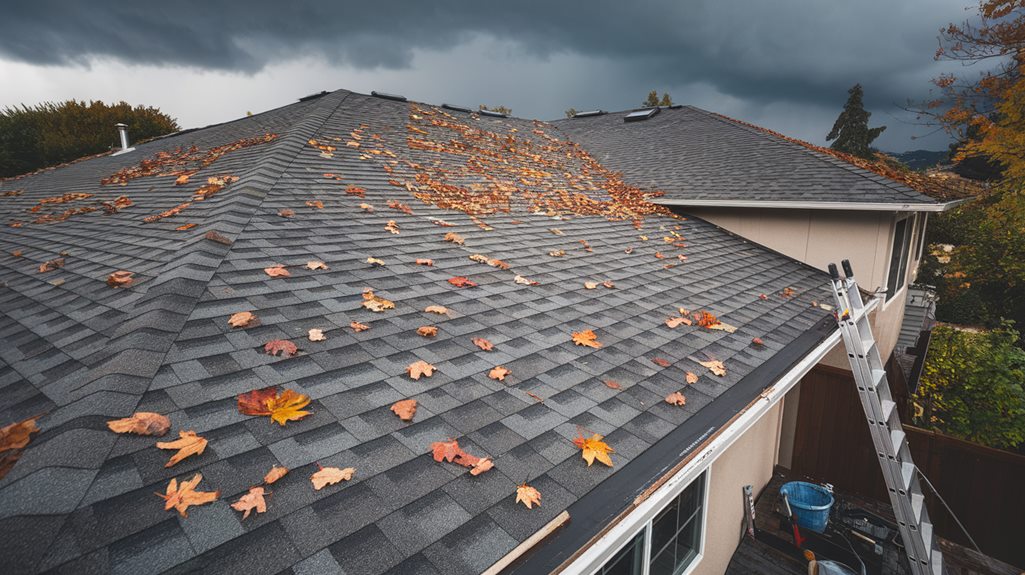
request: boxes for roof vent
[624,108,660,122]
[572,110,606,118]
[441,103,472,114]
[112,123,134,155]
[298,90,329,102]
[371,90,407,102]
[478,108,508,118]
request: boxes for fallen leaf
[264,339,299,357]
[573,432,614,467]
[264,265,290,278]
[350,321,370,332]
[759,293,769,300]
[417,326,438,337]
[571,329,602,348]
[237,387,312,426]
[176,223,197,231]
[39,258,64,273]
[470,457,494,476]
[362,289,395,312]
[665,316,691,328]
[708,321,738,334]
[311,465,355,490]
[693,310,719,328]
[11,249,22,257]
[306,260,328,270]
[444,232,465,245]
[106,270,134,288]
[782,287,797,298]
[175,174,190,185]
[516,483,542,509]
[366,257,385,266]
[205,230,232,245]
[584,281,598,290]
[548,249,566,257]
[391,399,417,422]
[107,412,170,436]
[157,431,208,467]
[407,360,436,380]
[604,380,621,390]
[306,200,324,209]
[665,391,687,406]
[157,473,218,517]
[415,258,434,266]
[278,209,294,218]
[525,391,544,403]
[699,359,727,377]
[264,466,288,484]
[0,416,40,480]
[425,305,449,315]
[602,280,615,289]
[472,338,493,351]
[448,276,477,288]
[231,487,268,519]
[431,439,463,463]
[514,274,539,286]
[384,220,400,234]
[308,329,326,342]
[488,366,510,381]
[624,247,634,254]
[550,228,564,235]
[752,337,765,346]
[652,357,671,368]
[686,372,699,384]
[228,311,256,328]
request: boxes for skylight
[371,91,407,102]
[442,103,472,113]
[624,108,660,122]
[572,110,606,118]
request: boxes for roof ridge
[0,92,353,570]
[683,106,935,203]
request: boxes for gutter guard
[652,198,965,213]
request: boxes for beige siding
[691,401,783,575]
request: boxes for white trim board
[558,320,848,575]
[652,198,965,213]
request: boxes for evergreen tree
[825,84,886,159]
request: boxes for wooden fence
[790,364,1025,568]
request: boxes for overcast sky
[0,1,981,152]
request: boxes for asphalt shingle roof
[554,106,946,206]
[1,89,835,574]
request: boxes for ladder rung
[900,462,916,491]
[871,368,886,391]
[921,518,934,556]
[911,491,925,523]
[890,429,906,455]
[931,548,943,575]
[880,399,896,422]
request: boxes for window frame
[884,214,914,305]
[914,213,928,262]
[592,470,710,575]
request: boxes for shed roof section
[0,89,833,575]
[555,106,966,209]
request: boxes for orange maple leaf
[407,360,436,380]
[472,338,494,351]
[415,258,434,266]
[308,329,326,342]
[443,232,465,245]
[652,357,671,368]
[604,380,621,390]
[470,457,494,476]
[264,466,289,484]
[391,399,418,422]
[571,329,602,348]
[516,483,542,509]
[264,265,290,278]
[686,372,699,384]
[106,412,170,436]
[572,433,614,467]
[310,465,355,490]
[431,439,463,463]
[665,316,691,328]
[417,326,438,337]
[424,305,449,315]
[361,289,395,312]
[448,276,477,288]
[228,311,256,328]
[488,366,510,381]
[105,270,134,288]
[350,321,370,332]
[306,260,328,270]
[156,473,218,517]
[665,391,687,406]
[264,339,299,357]
[231,487,268,519]
[698,359,727,377]
[0,416,40,480]
[156,431,208,468]
[238,387,311,426]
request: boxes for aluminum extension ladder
[828,260,943,575]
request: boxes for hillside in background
[886,149,949,171]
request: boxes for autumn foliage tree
[826,84,886,159]
[643,90,673,107]
[0,100,179,177]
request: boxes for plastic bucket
[780,481,834,533]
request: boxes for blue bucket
[780,481,834,533]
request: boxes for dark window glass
[599,529,646,575]
[914,214,928,260]
[886,218,911,301]
[649,474,705,575]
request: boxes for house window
[885,216,912,301]
[914,214,928,261]
[594,473,706,575]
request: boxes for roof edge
[653,198,962,212]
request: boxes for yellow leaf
[156,473,218,517]
[264,465,289,484]
[266,389,312,426]
[310,466,355,490]
[516,483,542,509]
[571,329,602,348]
[572,433,614,467]
[698,359,727,377]
[156,431,208,468]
